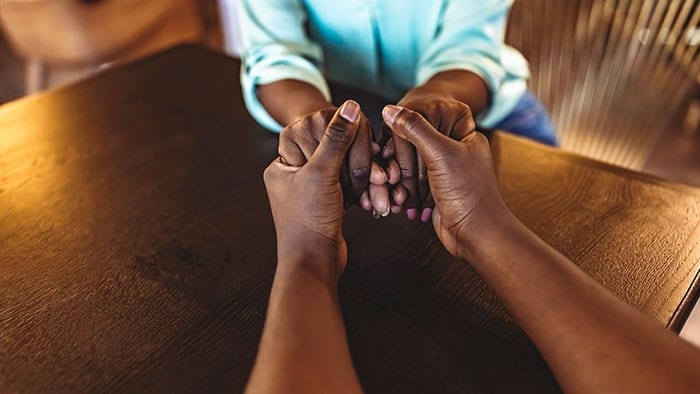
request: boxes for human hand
[382,105,508,261]
[264,101,363,278]
[381,94,476,221]
[278,107,392,217]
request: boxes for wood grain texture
[1,45,699,393]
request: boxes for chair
[507,0,700,169]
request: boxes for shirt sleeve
[415,0,528,127]
[235,0,332,132]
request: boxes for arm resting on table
[466,211,700,394]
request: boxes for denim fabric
[491,92,557,146]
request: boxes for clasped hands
[278,97,476,221]
[264,99,507,280]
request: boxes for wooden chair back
[508,0,700,169]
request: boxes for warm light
[0,98,75,215]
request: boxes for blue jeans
[490,92,557,146]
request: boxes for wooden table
[1,45,700,393]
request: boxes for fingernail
[420,208,433,223]
[360,191,372,211]
[392,189,407,206]
[406,208,417,220]
[382,105,403,125]
[370,162,387,184]
[380,203,392,217]
[391,205,402,214]
[340,100,360,123]
[388,161,400,185]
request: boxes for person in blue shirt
[235,0,556,219]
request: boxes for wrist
[403,70,489,115]
[400,84,456,104]
[276,235,344,286]
[456,207,525,264]
[257,79,335,126]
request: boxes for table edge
[492,131,700,197]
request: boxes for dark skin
[249,102,700,393]
[278,107,375,207]
[257,70,489,220]
[248,101,364,393]
[258,80,400,216]
[386,69,489,220]
[257,79,332,127]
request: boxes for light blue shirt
[236,0,530,132]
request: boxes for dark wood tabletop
[2,45,700,393]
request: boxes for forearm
[401,70,490,116]
[257,80,335,127]
[246,254,361,394]
[465,212,700,393]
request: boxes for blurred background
[0,0,698,186]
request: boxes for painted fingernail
[391,205,402,214]
[382,105,402,124]
[406,208,418,220]
[339,100,360,123]
[421,208,433,223]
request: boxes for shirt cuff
[241,58,332,132]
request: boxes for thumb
[307,100,361,175]
[382,105,456,164]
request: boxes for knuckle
[419,101,436,111]
[325,122,352,145]
[312,108,336,126]
[277,137,289,155]
[459,102,473,118]
[300,129,318,148]
[400,169,417,182]
[350,165,370,181]
[474,132,489,144]
[288,113,312,130]
[263,164,275,184]
[279,132,297,150]
[279,125,295,140]
[310,110,325,122]
[434,100,450,110]
[463,131,485,146]
[282,122,312,146]
[452,103,473,119]
[397,109,424,130]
